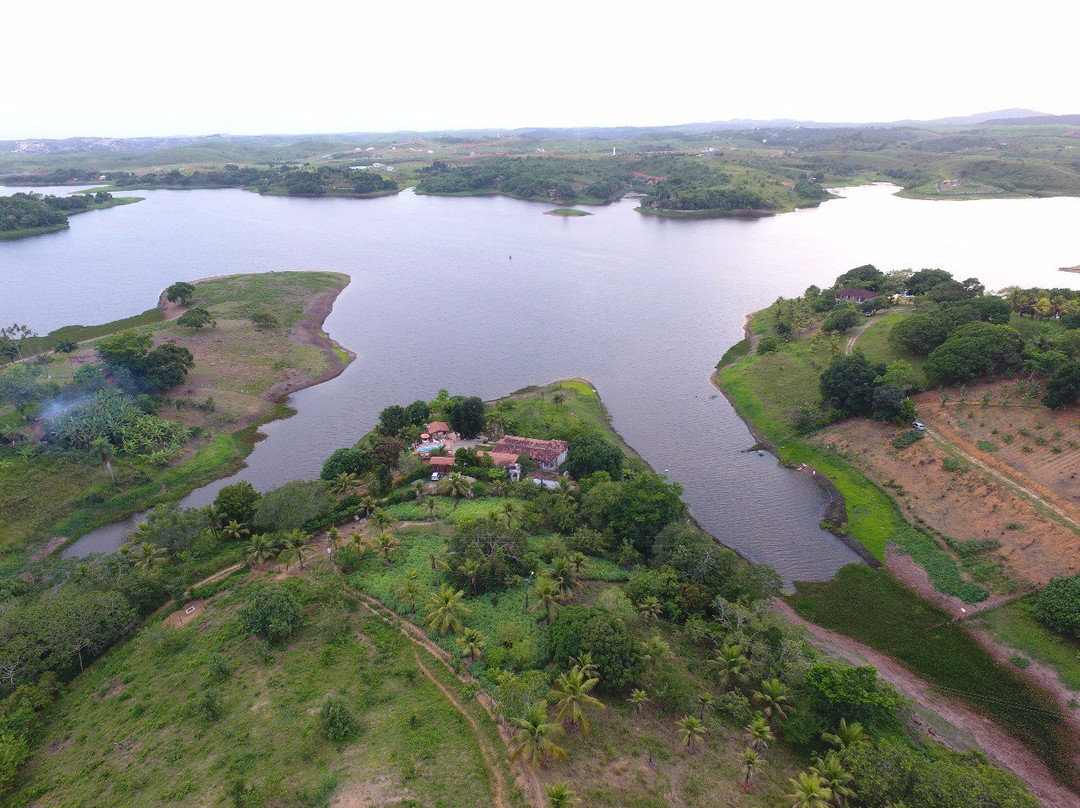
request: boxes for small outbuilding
[428,455,455,474]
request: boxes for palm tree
[397,570,422,614]
[424,495,438,520]
[245,534,276,567]
[696,691,714,719]
[811,752,856,807]
[331,471,359,496]
[549,556,577,591]
[745,713,774,751]
[529,575,564,624]
[551,665,604,735]
[628,688,650,716]
[821,718,866,750]
[440,472,471,509]
[412,479,426,502]
[545,783,580,808]
[637,596,662,624]
[89,435,116,483]
[740,747,763,787]
[277,529,309,570]
[641,635,673,667]
[498,500,522,529]
[752,678,790,721]
[677,715,705,750]
[424,585,472,636]
[354,495,376,520]
[459,557,484,595]
[369,508,396,532]
[456,627,486,661]
[54,338,78,370]
[135,541,167,570]
[569,652,599,680]
[223,519,250,542]
[372,531,400,566]
[509,705,567,769]
[710,643,750,692]
[327,526,341,549]
[567,551,588,578]
[786,771,833,808]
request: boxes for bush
[319,696,355,742]
[822,304,859,333]
[239,586,302,643]
[1033,573,1080,637]
[548,606,642,692]
[757,334,782,354]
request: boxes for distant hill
[982,113,1080,126]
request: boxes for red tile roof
[478,450,520,468]
[426,421,452,434]
[428,456,455,470]
[493,436,569,464]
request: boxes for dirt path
[356,592,545,808]
[843,312,883,354]
[775,599,1079,808]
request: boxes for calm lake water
[4,183,1080,581]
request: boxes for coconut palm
[529,575,564,624]
[354,495,376,520]
[821,718,866,750]
[396,570,422,614]
[424,495,438,520]
[327,526,341,549]
[567,551,588,577]
[677,715,706,750]
[637,596,662,624]
[222,519,250,542]
[569,652,599,680]
[696,691,714,719]
[710,643,750,692]
[459,557,485,595]
[135,541,167,570]
[440,472,471,509]
[745,713,774,751]
[551,665,604,735]
[424,585,472,636]
[786,771,833,808]
[641,635,673,666]
[456,627,487,661]
[508,705,567,769]
[277,529,309,570]
[244,534,276,567]
[331,471,359,496]
[751,677,791,721]
[369,508,396,532]
[628,688,650,716]
[89,435,116,483]
[372,530,400,566]
[740,747,763,786]
[412,479,426,502]
[811,752,857,807]
[497,499,522,529]
[545,783,580,808]
[549,556,577,591]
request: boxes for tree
[607,473,686,555]
[545,783,580,808]
[564,432,623,480]
[166,281,196,305]
[509,705,567,769]
[0,732,31,793]
[822,305,859,333]
[751,678,791,720]
[740,747,763,786]
[439,472,471,509]
[372,531,400,566]
[277,529,310,569]
[820,353,885,416]
[132,541,167,570]
[710,643,750,692]
[238,586,302,642]
[550,665,604,734]
[96,330,153,371]
[456,627,486,661]
[222,519,250,542]
[447,396,485,438]
[924,322,1024,386]
[549,606,643,692]
[811,752,857,806]
[0,323,37,363]
[129,503,208,555]
[177,306,215,330]
[245,534,277,567]
[786,772,833,808]
[636,596,662,624]
[821,718,866,750]
[677,715,706,750]
[213,481,261,529]
[254,479,332,532]
[0,364,51,417]
[628,688,650,716]
[804,664,900,730]
[142,343,194,391]
[745,713,774,750]
[396,570,422,614]
[424,585,472,636]
[1033,572,1080,637]
[1042,362,1080,409]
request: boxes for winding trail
[356,592,546,808]
[775,599,1079,808]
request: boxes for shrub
[548,606,642,692]
[1033,573,1080,638]
[319,696,355,742]
[757,334,781,354]
[239,586,302,643]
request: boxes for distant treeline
[416,157,631,204]
[0,191,114,234]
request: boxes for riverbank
[0,195,142,240]
[0,272,353,558]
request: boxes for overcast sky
[4,0,1074,140]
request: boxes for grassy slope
[0,272,348,557]
[11,571,506,808]
[976,598,1080,691]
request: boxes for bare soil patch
[332,776,413,808]
[166,599,206,628]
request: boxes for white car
[431,472,441,482]
[912,421,925,431]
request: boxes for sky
[4,0,1075,140]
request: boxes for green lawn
[976,598,1080,691]
[851,309,927,386]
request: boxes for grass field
[976,598,1080,691]
[0,272,349,557]
[850,309,926,386]
[10,570,509,808]
[789,565,1079,788]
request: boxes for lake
[4,183,1080,581]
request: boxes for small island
[544,208,592,217]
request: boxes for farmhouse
[492,436,569,471]
[835,288,877,304]
[425,421,453,440]
[428,455,455,474]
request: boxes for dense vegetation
[416,157,631,204]
[0,191,122,236]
